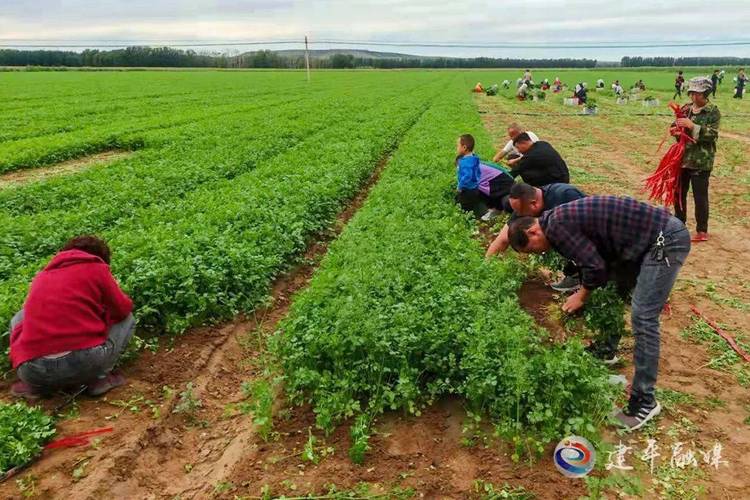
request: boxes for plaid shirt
[540,196,670,289]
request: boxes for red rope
[690,306,750,363]
[44,427,114,449]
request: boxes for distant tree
[330,54,356,69]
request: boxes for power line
[2,38,750,50]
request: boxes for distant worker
[9,236,135,400]
[718,69,725,84]
[541,78,550,91]
[673,71,685,100]
[573,83,587,104]
[734,68,746,99]
[502,79,511,89]
[635,79,646,91]
[672,77,721,242]
[523,69,532,83]
[596,78,605,89]
[612,80,624,96]
[552,76,563,93]
[517,82,530,100]
[493,122,540,166]
[509,133,570,187]
[710,70,720,97]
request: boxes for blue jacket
[457,154,481,190]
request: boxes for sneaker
[550,274,581,293]
[86,372,126,397]
[585,343,620,366]
[480,208,502,222]
[691,232,708,242]
[10,380,44,401]
[612,398,662,432]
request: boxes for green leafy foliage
[242,379,275,440]
[274,78,614,461]
[584,284,626,342]
[0,402,56,474]
[0,72,442,371]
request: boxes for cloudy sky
[2,0,749,60]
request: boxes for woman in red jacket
[9,235,135,399]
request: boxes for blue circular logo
[554,436,596,478]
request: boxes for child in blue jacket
[455,134,484,217]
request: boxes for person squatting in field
[9,235,135,400]
[508,133,570,187]
[492,122,539,167]
[486,182,586,292]
[508,196,691,431]
[671,76,721,243]
[454,134,514,220]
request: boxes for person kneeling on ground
[9,235,135,400]
[455,134,514,220]
[486,182,585,291]
[507,196,691,431]
[509,133,570,187]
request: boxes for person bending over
[10,235,135,400]
[507,196,690,431]
[486,182,585,291]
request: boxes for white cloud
[1,0,748,60]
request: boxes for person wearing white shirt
[493,123,539,165]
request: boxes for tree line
[621,56,750,68]
[0,47,596,69]
[3,47,748,69]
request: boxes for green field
[1,68,747,477]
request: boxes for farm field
[1,69,749,499]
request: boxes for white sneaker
[481,209,502,222]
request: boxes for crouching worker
[455,134,514,220]
[507,196,690,431]
[486,182,585,292]
[9,235,135,399]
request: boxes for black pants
[735,86,744,99]
[456,188,486,218]
[483,175,514,210]
[673,86,682,99]
[674,169,710,233]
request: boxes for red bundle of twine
[644,102,695,208]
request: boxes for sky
[2,0,749,61]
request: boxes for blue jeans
[630,216,691,404]
[12,311,135,390]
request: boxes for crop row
[1,71,436,173]
[273,75,614,460]
[0,81,431,282]
[0,76,442,370]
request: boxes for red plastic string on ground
[644,102,695,209]
[44,427,114,449]
[690,305,750,363]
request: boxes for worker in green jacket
[671,76,720,243]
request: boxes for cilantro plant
[0,402,56,474]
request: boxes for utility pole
[304,35,311,82]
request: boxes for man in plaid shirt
[508,196,691,431]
